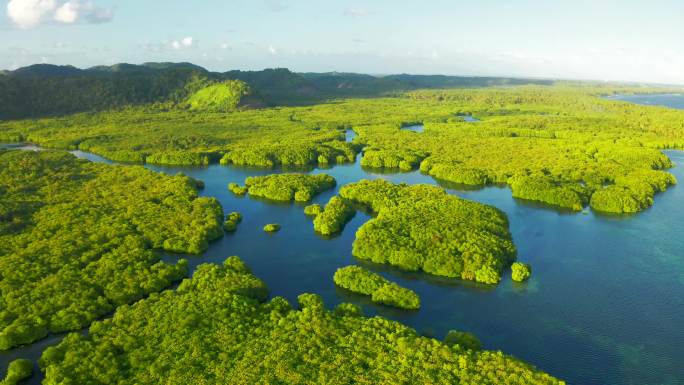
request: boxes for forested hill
[0,62,552,119]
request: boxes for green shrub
[511,262,532,282]
[263,223,281,232]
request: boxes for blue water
[2,96,684,385]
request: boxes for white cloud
[171,36,194,50]
[6,0,113,28]
[54,0,78,23]
[7,0,56,29]
[344,7,367,17]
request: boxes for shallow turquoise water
[2,95,684,385]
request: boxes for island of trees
[339,179,517,284]
[333,265,420,309]
[233,173,336,202]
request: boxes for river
[2,95,684,385]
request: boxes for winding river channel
[2,95,684,385]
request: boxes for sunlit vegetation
[0,150,223,349]
[242,173,336,202]
[444,330,483,351]
[223,212,242,232]
[228,182,248,196]
[340,180,516,284]
[263,223,281,232]
[2,84,682,211]
[333,266,420,310]
[38,257,562,384]
[303,203,323,216]
[509,175,588,211]
[312,196,355,235]
[511,262,532,282]
[187,80,253,112]
[589,169,677,213]
[1,358,32,385]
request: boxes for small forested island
[340,179,517,284]
[223,212,243,232]
[333,265,420,309]
[311,196,356,235]
[263,223,281,232]
[238,173,336,202]
[0,150,223,350]
[37,257,562,384]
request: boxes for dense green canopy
[312,196,355,235]
[340,180,516,284]
[39,257,562,385]
[0,150,223,350]
[333,265,420,309]
[1,85,682,212]
[241,173,336,202]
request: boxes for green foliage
[263,223,281,232]
[312,196,355,235]
[39,258,561,384]
[223,212,242,232]
[590,169,677,213]
[2,358,33,385]
[509,175,587,211]
[421,161,489,185]
[444,330,483,351]
[360,148,427,171]
[371,283,421,310]
[0,63,213,119]
[2,84,682,207]
[303,203,323,216]
[187,80,252,112]
[244,173,336,202]
[340,180,516,284]
[145,151,213,166]
[333,266,386,295]
[333,266,420,310]
[228,182,248,196]
[0,150,222,349]
[511,262,532,282]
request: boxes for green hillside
[187,80,258,112]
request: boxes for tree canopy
[38,257,563,385]
[0,150,223,350]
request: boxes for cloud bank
[7,0,113,29]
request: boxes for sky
[2,0,684,84]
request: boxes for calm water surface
[2,95,684,385]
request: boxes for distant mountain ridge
[0,62,553,120]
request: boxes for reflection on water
[3,95,684,385]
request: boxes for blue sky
[2,0,683,83]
